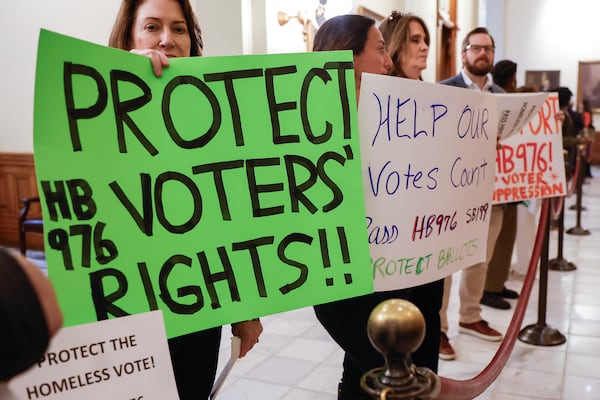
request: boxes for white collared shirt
[460,69,495,92]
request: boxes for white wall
[197,0,250,55]
[2,0,598,153]
[505,0,600,105]
[1,0,121,153]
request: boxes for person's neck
[354,72,362,105]
[402,67,421,80]
[464,69,488,90]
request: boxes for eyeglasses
[464,44,495,53]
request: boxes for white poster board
[358,74,498,291]
[493,93,567,203]
[8,311,179,400]
[495,92,549,139]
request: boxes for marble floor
[212,167,600,400]
[22,168,600,400]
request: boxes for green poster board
[34,29,373,338]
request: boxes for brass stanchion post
[548,197,577,271]
[566,146,590,235]
[360,299,440,400]
[519,203,566,345]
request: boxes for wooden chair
[19,197,44,255]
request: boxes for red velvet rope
[550,196,564,221]
[435,198,550,400]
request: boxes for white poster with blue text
[358,74,498,291]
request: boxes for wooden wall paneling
[0,152,44,250]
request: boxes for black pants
[168,326,222,400]
[314,280,443,399]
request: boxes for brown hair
[312,14,375,54]
[492,59,517,92]
[379,12,430,78]
[461,26,495,52]
[108,0,203,56]
[516,85,538,93]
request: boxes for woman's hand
[130,49,170,77]
[231,319,263,358]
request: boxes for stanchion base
[568,204,586,211]
[548,257,577,271]
[519,323,566,346]
[566,226,591,235]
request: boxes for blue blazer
[440,73,505,93]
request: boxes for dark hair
[0,248,49,381]
[462,26,495,52]
[312,14,375,54]
[379,12,430,78]
[516,85,538,93]
[555,86,573,108]
[108,0,203,56]
[492,59,517,91]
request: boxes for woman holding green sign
[107,1,263,399]
[312,12,442,400]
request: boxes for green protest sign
[34,29,372,338]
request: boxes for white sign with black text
[8,311,179,400]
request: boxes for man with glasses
[437,27,507,361]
